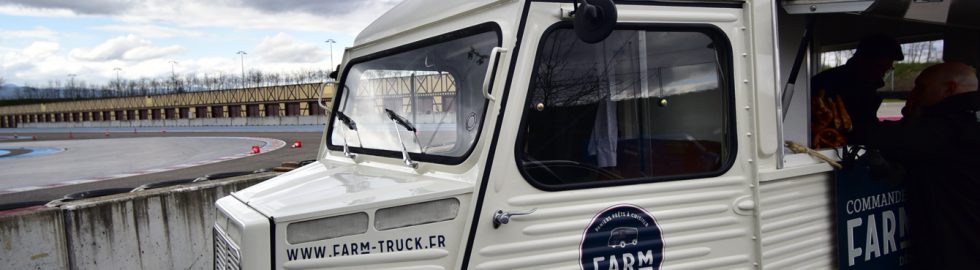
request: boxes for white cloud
[116,1,376,34]
[94,24,204,38]
[0,0,399,86]
[69,35,184,61]
[255,33,327,63]
[0,0,137,15]
[0,5,77,17]
[0,26,58,41]
[0,0,399,35]
[22,41,59,58]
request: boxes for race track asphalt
[0,130,323,205]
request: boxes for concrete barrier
[0,172,278,269]
[0,207,69,269]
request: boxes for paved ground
[0,137,283,191]
[0,130,323,205]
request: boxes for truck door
[463,2,760,269]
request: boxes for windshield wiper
[384,108,423,168]
[335,110,360,159]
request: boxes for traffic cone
[291,140,302,148]
[251,145,261,154]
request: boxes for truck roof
[354,0,747,47]
[355,0,502,47]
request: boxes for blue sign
[835,161,909,269]
[580,204,664,270]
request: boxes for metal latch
[492,208,536,229]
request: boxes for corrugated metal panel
[758,173,836,268]
[474,176,754,270]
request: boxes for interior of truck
[778,0,980,160]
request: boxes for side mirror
[329,65,339,80]
[573,0,617,44]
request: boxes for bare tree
[2,68,338,101]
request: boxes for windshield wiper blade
[384,109,416,132]
[335,110,360,159]
[384,108,423,168]
[336,110,358,130]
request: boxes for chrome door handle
[493,208,535,229]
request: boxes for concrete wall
[0,207,69,269]
[0,173,277,269]
[20,115,326,128]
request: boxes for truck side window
[518,26,735,190]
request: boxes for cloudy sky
[0,0,402,86]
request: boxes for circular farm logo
[580,204,664,270]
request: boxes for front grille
[214,226,242,270]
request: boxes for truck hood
[233,161,473,222]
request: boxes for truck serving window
[518,26,735,190]
[329,26,499,162]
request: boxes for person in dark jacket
[811,34,904,148]
[870,62,980,269]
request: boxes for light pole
[236,51,247,89]
[67,73,77,99]
[325,39,336,71]
[113,67,122,92]
[169,60,179,92]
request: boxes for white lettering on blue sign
[845,207,908,266]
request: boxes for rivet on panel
[743,79,750,84]
[744,106,751,110]
[746,132,752,137]
[747,159,754,163]
[741,53,747,57]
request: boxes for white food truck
[213,0,980,269]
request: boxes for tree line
[3,69,332,100]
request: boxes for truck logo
[580,204,664,270]
[608,227,639,248]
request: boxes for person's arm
[867,118,954,162]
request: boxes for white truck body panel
[214,0,976,269]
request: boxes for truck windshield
[329,29,499,160]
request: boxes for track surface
[0,137,284,192]
[0,130,323,205]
